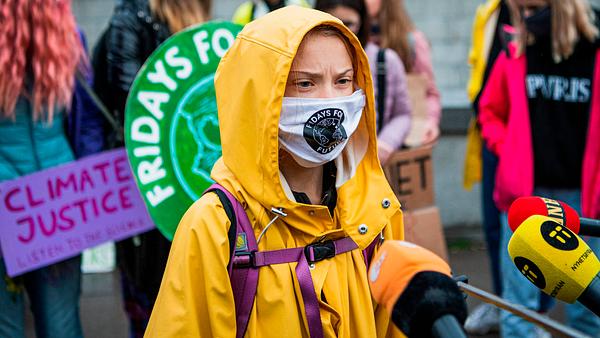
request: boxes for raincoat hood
[213,6,400,246]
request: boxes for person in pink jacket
[478,0,600,336]
[366,0,442,144]
[315,0,412,164]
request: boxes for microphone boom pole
[457,282,590,338]
[581,218,600,237]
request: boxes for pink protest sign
[0,148,154,276]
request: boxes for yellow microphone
[508,215,600,315]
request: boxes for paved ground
[24,269,128,337]
[21,225,572,337]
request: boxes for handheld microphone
[368,241,467,338]
[508,215,600,316]
[508,196,600,236]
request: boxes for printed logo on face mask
[278,90,365,167]
[303,108,347,154]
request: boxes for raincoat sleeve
[478,52,509,156]
[144,193,235,337]
[466,0,501,103]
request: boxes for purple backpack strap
[238,237,358,338]
[205,184,365,338]
[297,237,358,337]
[205,184,257,338]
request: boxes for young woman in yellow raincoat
[145,6,405,337]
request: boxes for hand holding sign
[0,149,154,276]
[125,22,242,240]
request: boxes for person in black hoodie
[92,1,211,336]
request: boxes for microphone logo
[509,215,600,302]
[541,197,566,225]
[514,256,546,289]
[540,221,579,251]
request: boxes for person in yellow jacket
[145,6,405,338]
[462,0,510,335]
[232,0,311,25]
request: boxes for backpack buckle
[233,250,256,269]
[305,240,336,264]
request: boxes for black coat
[92,0,172,303]
[93,0,170,127]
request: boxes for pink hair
[0,0,84,123]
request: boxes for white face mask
[279,89,365,168]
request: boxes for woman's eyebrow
[289,70,322,79]
[289,68,354,78]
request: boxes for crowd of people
[0,0,599,337]
[464,0,600,337]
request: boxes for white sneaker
[464,303,500,335]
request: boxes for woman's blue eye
[297,81,312,88]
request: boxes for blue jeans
[482,145,502,295]
[499,188,600,337]
[0,256,83,338]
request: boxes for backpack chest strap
[234,237,358,338]
[233,237,358,268]
[207,183,379,338]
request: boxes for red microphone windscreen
[508,196,580,233]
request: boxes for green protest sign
[125,21,242,240]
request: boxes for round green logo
[125,21,242,240]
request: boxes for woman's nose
[318,85,337,99]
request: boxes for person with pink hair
[0,1,98,337]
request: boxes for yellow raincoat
[463,0,502,190]
[145,6,404,338]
